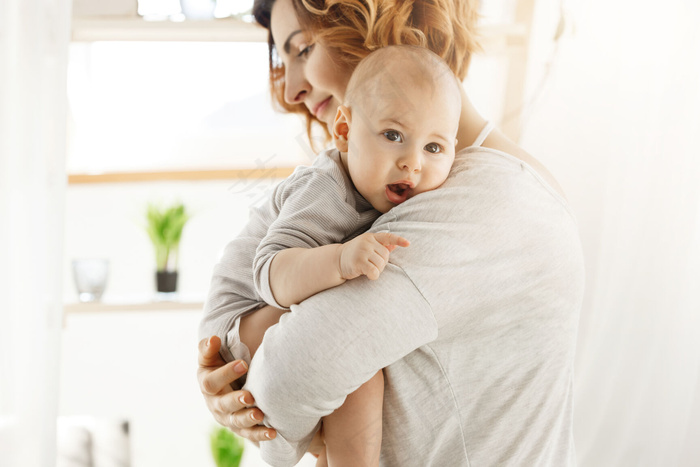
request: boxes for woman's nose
[284,64,310,105]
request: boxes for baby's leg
[319,370,384,467]
[239,305,287,359]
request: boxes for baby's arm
[268,232,410,308]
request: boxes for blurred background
[1,0,699,465]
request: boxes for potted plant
[210,426,245,467]
[146,202,190,293]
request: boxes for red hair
[253,0,481,149]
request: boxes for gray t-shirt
[243,147,585,466]
[199,148,378,363]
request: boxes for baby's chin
[368,196,391,214]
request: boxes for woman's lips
[312,97,332,117]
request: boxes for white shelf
[64,298,204,313]
[71,17,268,42]
[71,16,525,45]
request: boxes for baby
[201,45,462,466]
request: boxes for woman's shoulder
[477,129,567,200]
[450,145,569,211]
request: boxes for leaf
[145,202,191,271]
[210,427,245,467]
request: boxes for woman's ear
[333,105,352,152]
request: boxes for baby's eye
[383,130,403,142]
[424,142,443,154]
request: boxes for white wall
[59,308,319,467]
[519,0,700,465]
[61,180,324,466]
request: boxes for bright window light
[67,41,314,174]
[137,0,254,19]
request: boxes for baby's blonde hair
[253,0,481,148]
[344,45,463,112]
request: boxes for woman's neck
[455,87,567,199]
[455,88,488,152]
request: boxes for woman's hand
[197,335,277,442]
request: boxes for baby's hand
[339,232,410,281]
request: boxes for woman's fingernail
[205,337,211,348]
[238,394,248,405]
[233,361,248,373]
[250,412,262,422]
[265,431,273,439]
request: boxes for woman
[198,0,581,464]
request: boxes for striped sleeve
[252,169,361,309]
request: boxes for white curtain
[523,0,700,465]
[0,0,71,466]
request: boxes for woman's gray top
[243,147,584,466]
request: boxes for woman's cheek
[308,46,336,89]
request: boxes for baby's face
[343,76,461,213]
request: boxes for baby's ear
[333,105,351,152]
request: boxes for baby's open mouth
[388,183,409,195]
[386,183,411,204]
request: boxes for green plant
[145,202,190,272]
[210,426,245,467]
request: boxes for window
[67,41,313,174]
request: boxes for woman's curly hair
[253,0,481,148]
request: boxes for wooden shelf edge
[68,167,296,184]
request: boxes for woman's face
[270,0,353,129]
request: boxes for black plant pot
[156,271,178,293]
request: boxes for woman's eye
[424,142,443,154]
[383,130,403,142]
[298,44,314,57]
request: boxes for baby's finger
[365,256,384,280]
[376,244,391,261]
[374,232,410,249]
[369,252,387,272]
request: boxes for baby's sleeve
[199,220,268,366]
[199,186,284,366]
[252,170,362,308]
